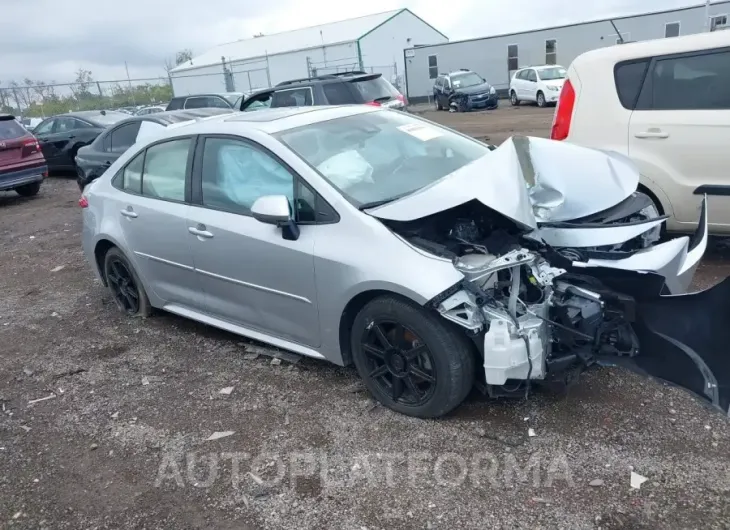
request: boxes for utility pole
[125,61,136,106]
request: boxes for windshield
[450,72,485,89]
[276,110,490,207]
[537,67,566,80]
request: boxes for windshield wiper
[358,198,397,211]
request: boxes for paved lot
[1,109,730,529]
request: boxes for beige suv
[551,30,730,234]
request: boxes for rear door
[628,47,730,231]
[33,118,59,163]
[110,137,203,307]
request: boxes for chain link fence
[0,77,174,118]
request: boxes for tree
[165,48,194,73]
[69,68,93,102]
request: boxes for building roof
[172,9,418,73]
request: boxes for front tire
[15,181,41,197]
[536,91,546,108]
[350,295,475,418]
[510,90,520,106]
[103,247,152,317]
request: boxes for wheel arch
[93,238,117,286]
[338,289,426,366]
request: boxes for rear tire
[350,295,475,418]
[15,181,41,197]
[103,247,152,318]
[510,90,520,106]
[434,96,442,111]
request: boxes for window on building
[508,45,519,72]
[545,39,557,65]
[711,15,727,31]
[614,60,650,109]
[428,55,438,79]
[637,50,730,110]
[665,22,681,38]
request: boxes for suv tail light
[550,79,575,141]
[396,93,408,105]
[78,196,89,208]
[20,137,41,158]
[365,101,381,107]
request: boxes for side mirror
[251,195,300,241]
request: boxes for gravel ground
[1,108,730,529]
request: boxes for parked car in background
[433,70,498,112]
[239,72,406,112]
[509,65,567,107]
[18,117,44,133]
[166,93,243,111]
[551,30,730,234]
[76,107,233,190]
[32,110,128,174]
[135,105,166,116]
[0,115,47,197]
[80,105,721,419]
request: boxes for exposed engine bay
[381,197,729,414]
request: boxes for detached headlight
[489,86,496,95]
[547,85,560,92]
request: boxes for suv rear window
[614,60,650,109]
[350,76,399,103]
[0,118,28,140]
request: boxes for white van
[551,30,730,234]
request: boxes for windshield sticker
[397,123,443,141]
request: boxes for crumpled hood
[367,135,639,230]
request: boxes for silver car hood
[368,135,639,230]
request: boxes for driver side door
[186,135,324,347]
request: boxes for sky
[0,0,713,87]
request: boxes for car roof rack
[275,70,371,87]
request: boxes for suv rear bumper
[0,164,47,191]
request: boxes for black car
[433,70,498,112]
[165,93,243,111]
[32,111,129,174]
[75,108,234,190]
[239,72,406,112]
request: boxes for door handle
[188,226,214,238]
[635,130,669,139]
[120,209,138,218]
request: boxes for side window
[527,70,538,82]
[614,60,650,109]
[122,151,144,194]
[54,117,77,133]
[73,119,93,129]
[242,92,273,112]
[166,98,184,111]
[444,77,451,90]
[322,83,354,105]
[142,139,191,201]
[200,137,294,214]
[102,132,112,152]
[207,97,231,108]
[638,50,730,110]
[110,122,142,153]
[34,119,55,135]
[270,88,313,108]
[294,179,337,224]
[184,97,208,109]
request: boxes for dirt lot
[2,108,730,529]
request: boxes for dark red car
[0,115,47,197]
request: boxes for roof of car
[114,108,234,127]
[65,110,128,119]
[138,105,377,141]
[172,92,244,99]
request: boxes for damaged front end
[369,136,727,414]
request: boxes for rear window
[166,98,185,111]
[0,118,28,140]
[350,76,400,103]
[322,83,355,105]
[614,60,650,109]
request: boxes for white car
[509,65,567,108]
[551,30,730,234]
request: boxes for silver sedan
[81,106,729,419]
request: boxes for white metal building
[404,1,730,102]
[170,9,448,96]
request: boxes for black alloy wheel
[361,320,437,406]
[106,256,140,314]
